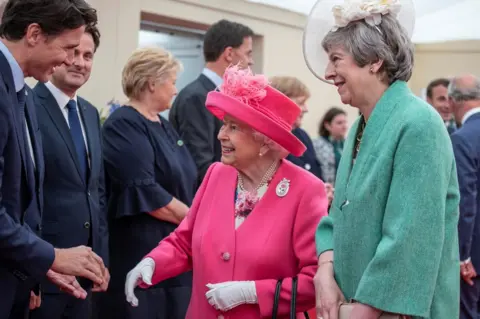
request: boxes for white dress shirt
[462,107,480,125]
[44,82,90,161]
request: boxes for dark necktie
[16,87,35,184]
[66,99,88,182]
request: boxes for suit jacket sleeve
[353,118,455,315]
[0,100,55,279]
[176,94,217,183]
[95,109,109,266]
[141,163,218,287]
[256,179,329,317]
[452,132,478,261]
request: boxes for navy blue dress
[287,127,323,179]
[99,106,197,319]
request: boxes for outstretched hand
[125,258,155,307]
[46,270,87,299]
[51,246,106,286]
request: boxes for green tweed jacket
[315,81,460,318]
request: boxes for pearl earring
[259,152,263,157]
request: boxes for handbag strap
[292,277,310,319]
[273,277,310,319]
[291,277,298,318]
[272,279,283,319]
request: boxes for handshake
[47,246,110,299]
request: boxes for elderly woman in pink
[123,66,328,319]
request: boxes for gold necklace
[354,118,366,157]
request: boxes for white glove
[205,281,257,311]
[125,257,155,307]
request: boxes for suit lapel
[235,161,290,234]
[34,82,85,184]
[198,74,218,92]
[0,53,29,186]
[341,81,410,201]
[78,99,97,187]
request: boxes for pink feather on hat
[219,65,269,107]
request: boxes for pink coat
[141,160,328,318]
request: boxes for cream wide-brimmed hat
[303,0,416,84]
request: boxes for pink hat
[206,66,306,157]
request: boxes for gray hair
[251,130,288,159]
[448,76,480,102]
[322,14,414,84]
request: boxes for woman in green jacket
[303,0,460,318]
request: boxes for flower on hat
[331,0,401,31]
[220,65,269,107]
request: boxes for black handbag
[272,277,310,319]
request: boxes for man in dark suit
[31,25,109,319]
[0,1,107,318]
[449,74,480,319]
[426,78,457,134]
[169,19,254,186]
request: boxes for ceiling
[245,0,480,43]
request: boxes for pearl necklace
[238,160,279,193]
[235,161,279,219]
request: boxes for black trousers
[461,277,480,319]
[7,280,37,319]
[29,290,92,319]
[97,287,191,319]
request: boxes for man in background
[31,24,109,319]
[169,19,254,186]
[449,75,480,319]
[426,78,457,134]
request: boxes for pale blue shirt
[202,68,223,88]
[0,40,24,92]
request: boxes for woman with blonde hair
[99,47,197,319]
[303,0,460,318]
[124,66,329,318]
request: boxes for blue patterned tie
[66,100,88,181]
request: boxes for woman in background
[99,47,197,319]
[313,107,347,184]
[270,76,333,204]
[270,76,322,179]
